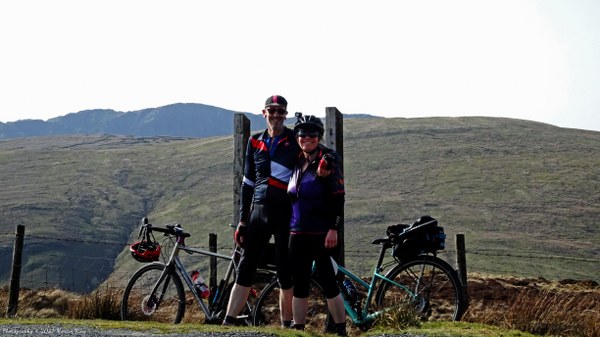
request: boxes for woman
[287,114,347,336]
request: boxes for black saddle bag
[386,215,446,258]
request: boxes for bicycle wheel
[204,270,274,325]
[252,277,328,329]
[121,263,186,323]
[376,255,465,322]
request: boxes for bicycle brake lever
[173,224,187,245]
[137,217,147,239]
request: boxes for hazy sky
[1,0,599,131]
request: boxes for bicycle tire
[209,279,254,324]
[205,270,275,325]
[375,255,466,322]
[252,277,328,329]
[121,262,186,323]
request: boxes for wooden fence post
[233,114,250,227]
[324,108,344,333]
[6,225,25,317]
[325,107,344,267]
[456,233,469,308]
[209,233,217,293]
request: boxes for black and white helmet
[294,113,324,136]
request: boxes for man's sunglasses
[297,130,320,138]
[266,108,287,115]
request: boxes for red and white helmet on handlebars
[130,240,161,262]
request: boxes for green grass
[0,318,544,337]
[388,322,543,337]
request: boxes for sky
[1,0,599,132]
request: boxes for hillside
[0,116,599,293]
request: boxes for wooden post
[325,107,344,267]
[6,225,25,317]
[233,114,250,226]
[456,234,469,308]
[324,108,344,333]
[209,233,217,292]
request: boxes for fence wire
[1,231,598,294]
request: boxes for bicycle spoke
[376,256,464,322]
[253,278,328,330]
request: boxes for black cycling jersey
[288,145,345,233]
[240,127,300,222]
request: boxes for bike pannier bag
[387,215,446,257]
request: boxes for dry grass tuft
[5,287,79,318]
[464,276,600,337]
[0,286,122,320]
[66,287,123,320]
[373,303,421,331]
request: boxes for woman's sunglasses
[266,108,287,115]
[297,130,320,138]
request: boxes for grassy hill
[0,116,598,292]
[341,117,599,279]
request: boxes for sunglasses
[297,130,320,138]
[266,108,287,115]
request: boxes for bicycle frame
[148,234,236,320]
[186,245,234,314]
[336,262,417,325]
[334,239,428,326]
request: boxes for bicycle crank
[411,295,430,316]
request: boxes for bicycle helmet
[130,240,161,262]
[294,113,324,136]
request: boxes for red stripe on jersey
[268,177,288,190]
[250,138,268,152]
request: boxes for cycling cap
[265,95,288,108]
[130,241,161,262]
[294,113,324,136]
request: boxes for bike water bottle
[191,270,210,299]
[342,278,358,303]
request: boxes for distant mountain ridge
[0,103,265,139]
[0,103,378,139]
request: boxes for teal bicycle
[252,216,466,330]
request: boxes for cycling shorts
[289,233,340,299]
[236,203,293,289]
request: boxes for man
[223,95,298,327]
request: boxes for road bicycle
[120,217,274,324]
[252,216,467,330]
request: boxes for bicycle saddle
[371,237,392,245]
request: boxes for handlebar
[137,217,191,239]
